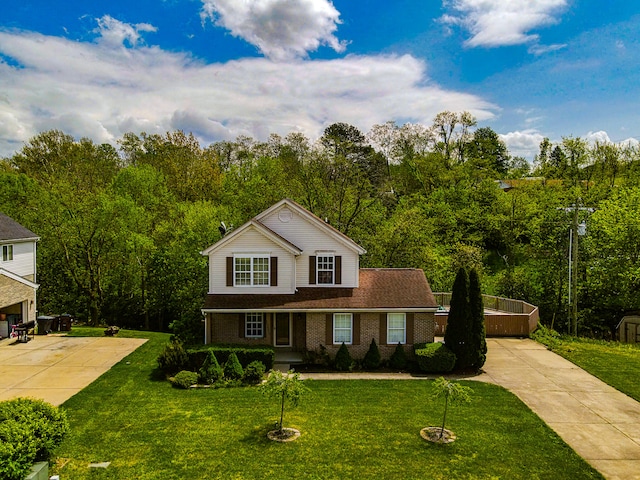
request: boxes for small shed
[617,315,640,344]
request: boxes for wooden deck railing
[433,293,539,337]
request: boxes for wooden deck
[433,293,539,337]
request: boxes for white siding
[260,206,360,288]
[208,227,296,294]
[0,240,36,280]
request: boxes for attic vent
[278,208,293,223]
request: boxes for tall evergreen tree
[468,268,487,370]
[444,267,471,369]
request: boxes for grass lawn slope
[52,328,602,479]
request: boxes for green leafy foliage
[259,370,310,432]
[333,342,353,371]
[388,342,408,370]
[223,352,244,380]
[187,345,275,371]
[242,361,266,385]
[362,338,382,370]
[431,377,473,438]
[468,269,487,369]
[171,370,198,389]
[198,350,223,385]
[157,339,188,375]
[414,342,456,373]
[0,398,69,480]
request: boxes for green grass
[52,328,603,479]
[534,329,640,402]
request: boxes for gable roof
[0,268,39,289]
[201,198,365,256]
[0,213,39,242]
[203,269,436,312]
[201,220,303,256]
[254,198,366,255]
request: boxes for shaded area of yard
[52,329,602,479]
[536,334,640,402]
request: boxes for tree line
[2,112,639,341]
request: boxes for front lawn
[533,329,640,402]
[52,328,602,479]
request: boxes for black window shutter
[239,313,245,338]
[309,256,317,284]
[270,257,278,286]
[406,313,415,344]
[353,313,360,345]
[325,313,333,344]
[226,257,234,286]
[379,313,387,345]
[335,256,342,284]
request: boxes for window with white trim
[245,313,264,338]
[2,245,13,262]
[235,255,269,286]
[387,313,406,344]
[317,254,334,284]
[333,313,352,344]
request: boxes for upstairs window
[2,245,13,262]
[234,255,270,286]
[317,255,334,285]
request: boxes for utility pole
[570,205,579,337]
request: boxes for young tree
[431,377,473,439]
[259,370,310,434]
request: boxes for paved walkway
[0,335,146,406]
[300,338,640,480]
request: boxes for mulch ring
[267,428,300,442]
[420,426,457,444]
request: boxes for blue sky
[0,0,639,159]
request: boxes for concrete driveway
[0,334,146,406]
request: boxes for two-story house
[201,199,438,360]
[0,213,39,338]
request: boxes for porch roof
[203,268,437,312]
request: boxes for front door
[275,313,291,347]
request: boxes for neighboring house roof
[0,268,39,289]
[0,213,39,242]
[201,220,303,256]
[254,198,367,255]
[203,268,437,312]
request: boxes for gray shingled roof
[203,268,437,311]
[0,213,39,242]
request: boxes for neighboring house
[201,199,437,360]
[0,213,39,338]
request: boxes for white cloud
[0,20,496,157]
[585,130,611,144]
[500,130,545,159]
[200,0,346,61]
[441,0,568,48]
[95,15,157,47]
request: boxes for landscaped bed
[52,328,603,479]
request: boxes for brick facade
[0,274,36,320]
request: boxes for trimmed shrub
[414,343,456,373]
[0,398,69,480]
[223,352,244,380]
[199,350,223,385]
[0,420,36,480]
[334,343,353,371]
[242,360,266,385]
[186,345,275,371]
[362,338,381,370]
[171,370,198,389]
[388,343,408,370]
[469,268,487,370]
[157,339,188,375]
[445,267,473,370]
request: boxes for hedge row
[0,398,69,480]
[413,342,456,373]
[186,345,275,371]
